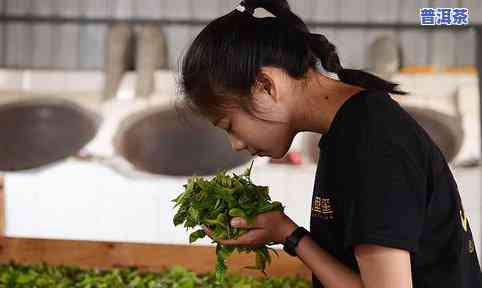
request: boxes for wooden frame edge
[0,176,4,237]
[0,177,309,279]
[0,237,311,279]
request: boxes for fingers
[202,225,215,239]
[230,217,259,229]
[202,225,264,246]
[220,229,265,246]
[202,216,264,245]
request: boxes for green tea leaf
[258,201,283,214]
[228,208,247,218]
[189,229,206,244]
[172,163,284,283]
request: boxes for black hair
[180,0,406,119]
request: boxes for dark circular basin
[404,106,464,163]
[0,98,100,171]
[114,106,253,176]
[305,105,464,163]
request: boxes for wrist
[283,226,310,257]
[278,217,298,244]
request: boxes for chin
[261,141,291,159]
[269,150,287,159]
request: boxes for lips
[255,151,267,157]
[248,148,268,157]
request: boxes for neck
[292,70,364,135]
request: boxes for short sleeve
[336,102,428,253]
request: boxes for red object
[287,151,303,165]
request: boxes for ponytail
[241,0,407,95]
[337,69,407,95]
[307,32,406,94]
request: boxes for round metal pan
[404,105,464,163]
[0,98,100,171]
[114,106,253,176]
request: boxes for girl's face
[211,68,298,159]
[214,108,295,159]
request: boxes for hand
[203,211,298,246]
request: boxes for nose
[228,134,247,152]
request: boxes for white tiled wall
[4,161,481,265]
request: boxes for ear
[255,67,281,103]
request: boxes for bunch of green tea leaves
[0,262,311,288]
[172,162,284,283]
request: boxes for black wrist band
[283,226,309,257]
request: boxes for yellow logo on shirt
[459,209,476,254]
[469,240,475,254]
[312,196,335,220]
[460,209,469,232]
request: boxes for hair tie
[235,1,255,15]
[235,4,246,13]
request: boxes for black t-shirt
[310,89,482,288]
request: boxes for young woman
[180,1,482,287]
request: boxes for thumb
[202,225,214,238]
[230,217,248,228]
